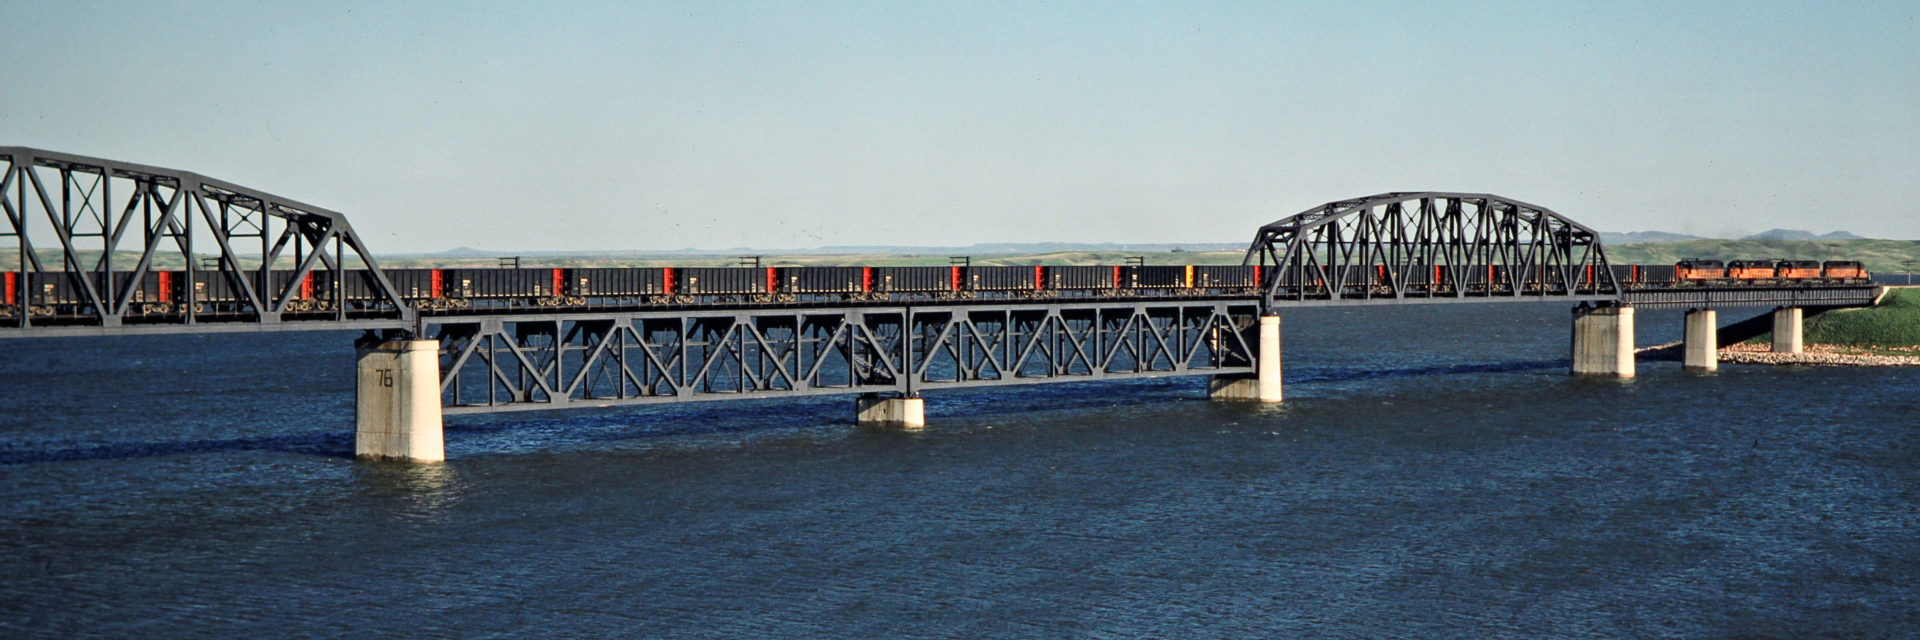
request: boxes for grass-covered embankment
[1809,288,1920,347]
[1749,288,1920,350]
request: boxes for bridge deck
[0,283,1886,339]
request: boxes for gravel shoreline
[1639,342,1920,366]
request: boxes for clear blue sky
[3,1,1916,252]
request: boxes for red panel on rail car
[949,266,961,292]
[663,267,676,296]
[765,267,778,293]
[430,269,444,298]
[2,271,14,305]
[157,271,175,302]
[552,268,566,296]
[300,272,315,300]
[1033,265,1045,290]
[861,267,873,293]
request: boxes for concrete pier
[857,393,925,429]
[1683,309,1718,371]
[1571,305,1634,378]
[1212,314,1282,402]
[355,339,444,463]
[1771,307,1803,353]
[1206,375,1262,401]
[1256,314,1282,402]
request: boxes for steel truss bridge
[1241,191,1877,311]
[2,147,1884,416]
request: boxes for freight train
[0,259,1872,319]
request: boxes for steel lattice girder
[429,301,1262,414]
[1244,192,1620,308]
[1622,286,1882,310]
[0,146,409,329]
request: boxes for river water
[1,303,1915,638]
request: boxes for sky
[2,1,1916,253]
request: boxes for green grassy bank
[1750,288,1920,348]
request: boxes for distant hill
[424,246,494,258]
[1742,229,1864,241]
[1745,229,1817,241]
[391,241,1245,258]
[1601,229,1867,244]
[809,242,1244,255]
[1600,231,1703,245]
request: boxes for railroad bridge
[1,147,1884,461]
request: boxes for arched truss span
[1244,192,1619,307]
[1,146,407,327]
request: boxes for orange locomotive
[1820,260,1870,281]
[1776,260,1822,279]
[1673,258,1872,286]
[1675,259,1727,283]
[1726,259,1777,280]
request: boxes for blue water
[2,303,1916,638]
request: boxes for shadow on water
[1290,358,1567,383]
[0,358,1568,465]
[0,432,357,465]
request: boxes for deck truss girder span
[0,146,409,330]
[1245,192,1619,309]
[1621,286,1881,310]
[431,301,1262,414]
